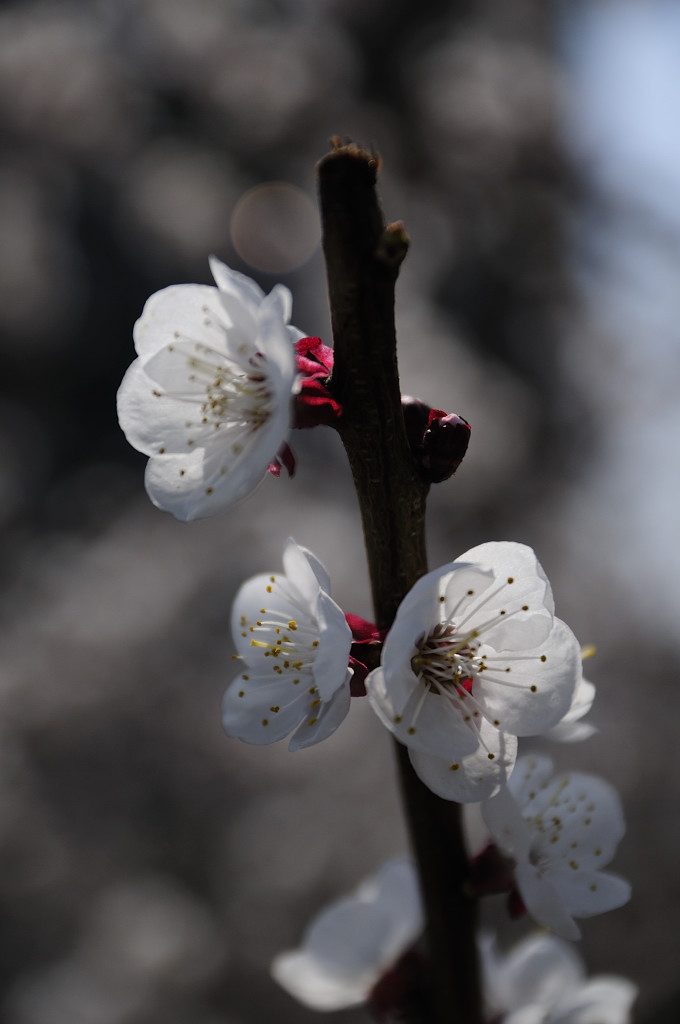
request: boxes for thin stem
[317,141,483,1024]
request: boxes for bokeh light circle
[230,181,321,274]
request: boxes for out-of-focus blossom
[223,538,352,751]
[271,859,423,1011]
[117,256,300,521]
[481,931,637,1024]
[366,543,580,802]
[482,755,631,940]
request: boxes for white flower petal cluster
[366,542,581,802]
[271,855,635,1019]
[481,931,637,1024]
[223,538,353,751]
[271,859,423,1011]
[117,256,300,521]
[482,755,631,940]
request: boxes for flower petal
[482,932,585,1016]
[132,283,223,357]
[514,862,581,940]
[298,546,332,595]
[271,859,422,1011]
[143,449,212,522]
[282,539,326,606]
[544,869,631,919]
[117,359,196,457]
[506,753,555,806]
[482,777,532,859]
[501,1006,546,1024]
[365,661,417,724]
[209,254,266,317]
[528,772,626,869]
[444,543,555,653]
[548,720,598,743]
[556,976,638,1024]
[363,860,423,961]
[460,541,555,616]
[547,677,597,743]
[474,617,581,736]
[271,947,368,1011]
[289,674,351,750]
[314,590,353,701]
[409,724,517,803]
[222,672,315,744]
[142,448,238,522]
[256,285,298,379]
[366,671,480,760]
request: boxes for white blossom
[481,931,637,1024]
[271,859,423,1011]
[117,256,300,521]
[482,755,631,940]
[366,542,581,802]
[223,538,352,751]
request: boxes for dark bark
[317,141,482,1024]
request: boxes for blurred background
[0,0,678,1020]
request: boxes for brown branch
[318,143,425,628]
[317,141,483,1024]
[395,744,483,1024]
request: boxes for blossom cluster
[118,260,633,1021]
[272,858,636,1022]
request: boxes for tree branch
[318,142,425,628]
[317,141,483,1024]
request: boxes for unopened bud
[401,395,431,452]
[402,396,470,483]
[421,410,470,482]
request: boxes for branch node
[377,221,410,268]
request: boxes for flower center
[185,339,273,432]
[411,623,480,696]
[235,574,322,686]
[247,615,319,673]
